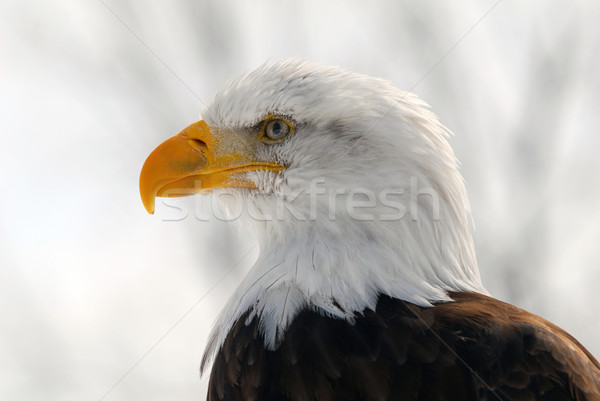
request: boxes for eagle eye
[262,118,293,141]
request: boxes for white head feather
[200,59,486,371]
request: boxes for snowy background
[1,1,599,400]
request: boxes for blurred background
[1,0,599,400]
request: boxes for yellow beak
[139,120,285,214]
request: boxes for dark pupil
[271,122,282,135]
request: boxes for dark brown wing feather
[207,292,600,401]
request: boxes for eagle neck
[201,206,486,372]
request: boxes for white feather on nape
[200,59,487,373]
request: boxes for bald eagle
[139,60,600,401]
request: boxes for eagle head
[139,59,486,364]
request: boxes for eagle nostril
[188,138,208,153]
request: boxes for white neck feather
[201,166,487,372]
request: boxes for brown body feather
[207,292,600,401]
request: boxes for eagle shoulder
[208,292,600,401]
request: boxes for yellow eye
[263,119,293,141]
